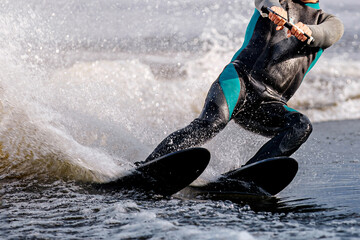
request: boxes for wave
[0,0,358,182]
[1,52,359,182]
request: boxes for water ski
[187,157,298,197]
[97,147,210,196]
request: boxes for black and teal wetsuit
[144,0,344,165]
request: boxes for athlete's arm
[269,6,288,31]
[255,1,287,31]
[289,13,344,47]
[255,1,343,47]
[287,22,313,43]
[307,14,344,49]
[255,0,281,12]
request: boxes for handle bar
[261,7,315,45]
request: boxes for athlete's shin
[245,112,312,165]
[144,118,226,162]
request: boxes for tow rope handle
[261,7,315,45]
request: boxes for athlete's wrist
[287,22,313,42]
[269,6,288,31]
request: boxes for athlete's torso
[234,0,324,101]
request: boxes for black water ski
[98,147,210,196]
[188,157,298,197]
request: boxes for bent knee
[287,112,313,138]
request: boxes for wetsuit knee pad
[286,112,313,138]
[199,80,230,124]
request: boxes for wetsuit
[143,0,344,165]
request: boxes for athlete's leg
[143,63,246,163]
[144,81,228,162]
[234,103,313,165]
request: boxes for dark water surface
[1,120,359,240]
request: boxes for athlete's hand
[268,6,288,31]
[287,22,313,42]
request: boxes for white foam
[1,0,359,182]
[289,57,360,121]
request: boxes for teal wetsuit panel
[219,9,260,120]
[305,48,323,77]
[219,63,241,119]
[231,9,261,62]
[284,105,298,113]
[303,3,323,79]
[305,2,321,10]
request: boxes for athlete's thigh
[234,102,298,137]
[198,80,229,127]
[199,63,246,126]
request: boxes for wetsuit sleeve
[308,13,344,49]
[255,0,281,15]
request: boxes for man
[139,0,344,166]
